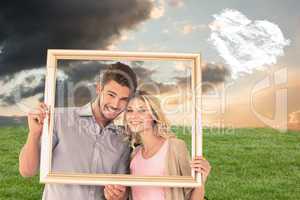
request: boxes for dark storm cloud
[0,69,47,105]
[129,63,174,94]
[148,62,230,94]
[0,79,45,105]
[202,63,230,83]
[131,62,230,95]
[173,76,191,88]
[132,64,181,94]
[131,61,156,82]
[0,61,230,106]
[0,0,152,76]
[168,62,231,93]
[0,61,108,106]
[54,61,113,107]
[59,60,109,82]
[202,63,231,92]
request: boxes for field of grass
[0,126,299,199]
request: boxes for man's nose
[111,98,120,109]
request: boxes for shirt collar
[78,102,93,117]
[77,103,119,133]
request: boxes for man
[19,62,137,200]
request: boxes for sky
[0,0,299,130]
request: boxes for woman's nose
[128,111,140,119]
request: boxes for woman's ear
[152,120,158,129]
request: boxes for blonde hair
[123,90,175,148]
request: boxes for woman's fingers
[190,156,211,184]
[190,159,210,167]
[191,165,209,173]
[193,155,206,160]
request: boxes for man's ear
[96,83,102,95]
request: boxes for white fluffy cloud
[209,9,290,78]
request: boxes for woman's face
[125,97,155,133]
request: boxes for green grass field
[0,126,299,200]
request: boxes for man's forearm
[19,133,41,177]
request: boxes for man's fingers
[28,113,43,124]
[28,106,49,122]
[110,187,122,197]
[28,110,42,115]
[104,185,122,199]
[104,186,114,199]
[113,185,126,192]
[39,103,49,114]
[37,108,46,119]
[105,185,125,199]
[39,102,48,110]
[39,102,47,108]
[104,187,116,200]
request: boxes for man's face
[98,80,131,121]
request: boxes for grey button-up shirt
[42,103,131,200]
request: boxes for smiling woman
[38,49,203,189]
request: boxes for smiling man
[19,62,137,200]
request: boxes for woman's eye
[138,109,146,113]
[108,93,114,97]
[127,109,133,113]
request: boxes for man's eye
[108,93,114,97]
[127,109,133,113]
[138,109,146,113]
[120,99,129,104]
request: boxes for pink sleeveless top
[130,141,169,200]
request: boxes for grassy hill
[0,126,299,199]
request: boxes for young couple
[19,62,211,200]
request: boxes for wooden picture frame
[40,49,202,187]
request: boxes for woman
[124,90,211,200]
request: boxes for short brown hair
[101,62,137,94]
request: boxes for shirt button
[89,189,95,200]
